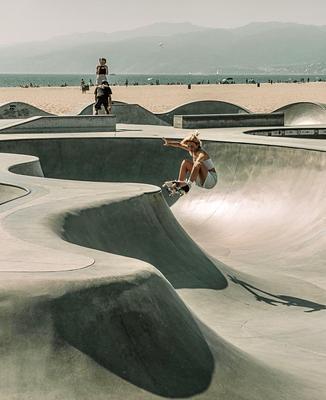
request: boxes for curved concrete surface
[0,182,29,205]
[0,143,295,400]
[156,100,251,125]
[0,115,116,134]
[4,99,326,128]
[273,102,326,126]
[0,125,325,398]
[79,101,169,126]
[0,101,53,119]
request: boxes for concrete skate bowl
[273,101,326,125]
[156,100,251,125]
[0,136,325,399]
[0,101,53,119]
[79,101,169,125]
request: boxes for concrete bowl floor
[0,124,325,399]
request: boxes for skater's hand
[162,138,168,146]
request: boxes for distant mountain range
[1,22,326,74]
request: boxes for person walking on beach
[162,131,217,195]
[93,81,112,115]
[80,78,88,93]
[96,57,109,85]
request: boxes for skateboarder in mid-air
[162,132,217,196]
[93,81,112,115]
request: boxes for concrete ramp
[0,115,116,133]
[273,101,326,125]
[0,101,53,119]
[156,100,251,125]
[174,112,284,128]
[79,101,168,126]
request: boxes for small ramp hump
[156,100,251,125]
[273,102,326,126]
[79,101,169,126]
[0,102,54,119]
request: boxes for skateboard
[162,180,190,197]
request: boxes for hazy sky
[1,0,326,45]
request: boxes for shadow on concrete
[229,275,326,313]
[52,276,214,398]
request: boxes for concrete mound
[0,101,53,119]
[0,115,116,134]
[156,100,251,125]
[79,101,168,126]
[273,101,326,125]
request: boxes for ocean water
[0,73,325,87]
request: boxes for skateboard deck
[162,181,188,197]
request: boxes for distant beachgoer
[89,79,94,86]
[81,78,87,93]
[93,81,112,115]
[162,131,217,196]
[96,57,109,85]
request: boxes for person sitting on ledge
[93,81,112,115]
[162,131,218,195]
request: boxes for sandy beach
[1,82,326,115]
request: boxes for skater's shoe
[175,181,191,196]
[178,180,191,195]
[163,180,191,197]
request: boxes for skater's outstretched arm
[162,138,188,150]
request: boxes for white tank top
[203,158,215,170]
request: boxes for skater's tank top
[97,65,107,75]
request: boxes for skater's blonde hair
[181,131,202,148]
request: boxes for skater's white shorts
[196,171,218,189]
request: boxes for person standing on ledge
[162,132,217,195]
[93,81,112,115]
[96,57,109,85]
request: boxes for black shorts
[94,96,109,110]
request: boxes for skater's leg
[103,99,110,114]
[178,159,193,181]
[188,161,209,186]
[94,97,102,115]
